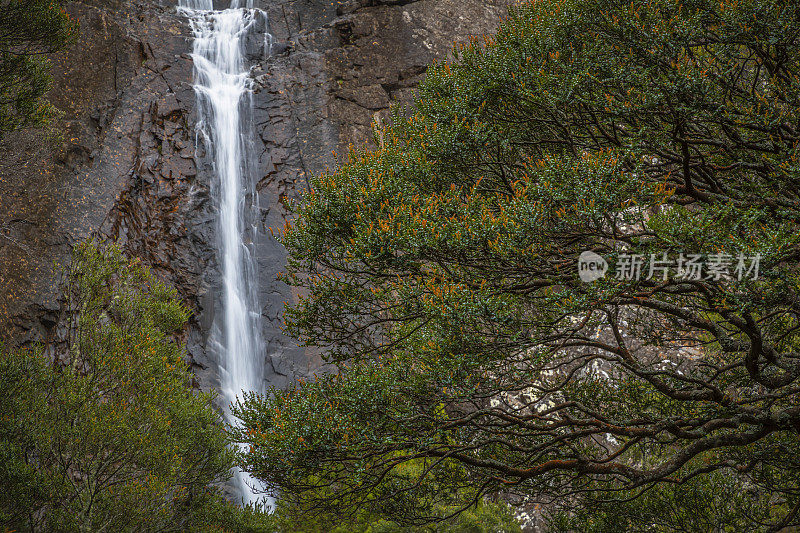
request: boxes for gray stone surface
[0,0,514,391]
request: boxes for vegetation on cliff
[0,243,236,532]
[0,0,76,136]
[232,0,800,530]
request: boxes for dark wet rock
[269,40,291,55]
[0,0,514,390]
[0,0,190,346]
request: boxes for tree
[546,469,776,532]
[234,0,800,529]
[264,469,522,533]
[0,0,76,136]
[0,242,235,532]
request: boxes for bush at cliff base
[0,242,235,531]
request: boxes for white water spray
[178,0,268,506]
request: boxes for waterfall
[178,0,268,506]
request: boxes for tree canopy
[233,0,800,530]
[0,0,76,135]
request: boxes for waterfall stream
[178,0,269,506]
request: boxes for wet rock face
[0,0,514,389]
[0,0,193,345]
[249,0,515,387]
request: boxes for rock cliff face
[0,0,193,343]
[0,0,513,389]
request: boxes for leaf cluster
[0,0,77,135]
[0,242,235,532]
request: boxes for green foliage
[546,467,776,532]
[235,0,800,530]
[0,242,235,532]
[183,497,276,533]
[0,0,76,135]
[264,489,521,533]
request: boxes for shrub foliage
[0,243,234,532]
[0,0,76,135]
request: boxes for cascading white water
[178,0,268,506]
